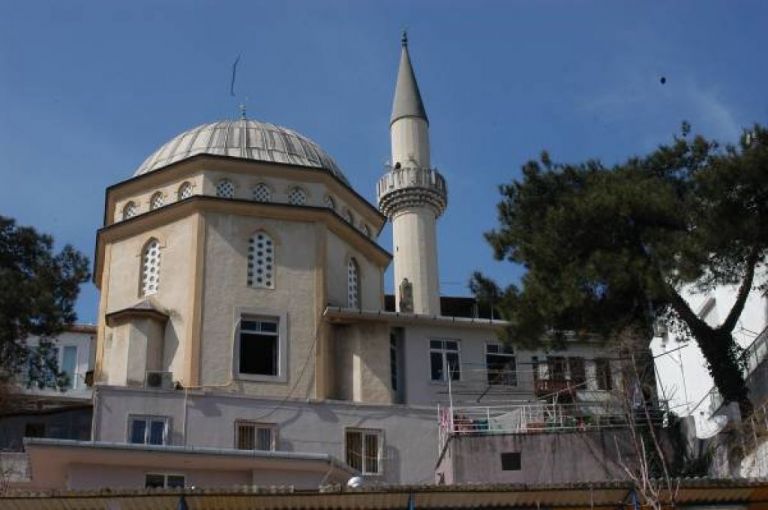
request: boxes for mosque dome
[134,119,348,184]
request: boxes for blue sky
[1,1,766,324]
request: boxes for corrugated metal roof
[134,120,348,184]
[4,479,768,509]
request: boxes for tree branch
[719,247,762,334]
[664,281,711,337]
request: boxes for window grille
[149,192,164,210]
[347,258,360,309]
[247,232,274,289]
[235,421,276,451]
[345,429,381,475]
[239,317,279,376]
[128,416,168,445]
[288,187,307,206]
[122,201,137,220]
[324,195,336,210]
[216,179,235,198]
[141,239,161,296]
[486,344,517,386]
[252,183,272,202]
[177,182,193,200]
[430,340,461,382]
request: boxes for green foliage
[0,216,90,389]
[474,125,768,411]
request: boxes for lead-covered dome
[135,119,348,183]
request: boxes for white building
[8,36,628,491]
[652,275,768,438]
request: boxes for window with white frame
[238,317,279,376]
[486,344,517,386]
[177,182,193,200]
[145,473,185,489]
[347,258,360,309]
[216,178,235,198]
[128,415,168,445]
[430,340,461,382]
[235,421,276,451]
[122,201,137,220]
[149,191,164,210]
[247,231,274,289]
[324,195,336,210]
[140,239,161,296]
[345,428,382,475]
[287,187,307,206]
[60,345,78,389]
[252,183,272,202]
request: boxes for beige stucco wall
[99,215,197,385]
[332,323,392,404]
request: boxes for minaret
[377,32,447,315]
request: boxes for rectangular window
[145,473,185,489]
[547,356,567,381]
[500,451,522,471]
[128,416,168,445]
[568,357,586,387]
[595,358,613,391]
[61,345,78,389]
[345,429,382,475]
[486,344,517,386]
[390,333,398,392]
[239,318,279,376]
[429,340,461,382]
[235,421,276,451]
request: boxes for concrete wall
[67,464,252,490]
[92,386,437,484]
[436,430,636,485]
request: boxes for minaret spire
[390,31,428,127]
[377,33,447,315]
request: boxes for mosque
[9,35,626,490]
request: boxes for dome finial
[401,29,408,48]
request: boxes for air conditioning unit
[145,371,173,390]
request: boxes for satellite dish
[347,476,364,488]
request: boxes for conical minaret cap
[390,32,428,126]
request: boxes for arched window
[324,195,336,210]
[252,183,272,202]
[248,231,275,289]
[287,187,307,206]
[177,182,193,200]
[150,192,164,210]
[122,201,137,220]
[141,239,161,296]
[344,209,354,224]
[216,179,235,198]
[347,258,360,309]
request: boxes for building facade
[8,37,630,491]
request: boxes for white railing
[438,401,646,448]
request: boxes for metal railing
[436,401,662,451]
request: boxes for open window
[238,317,279,376]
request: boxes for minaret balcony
[377,165,447,218]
